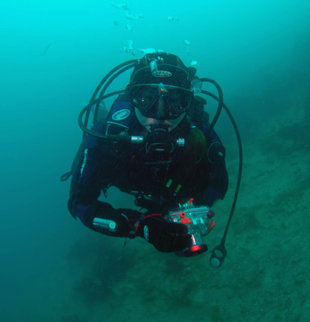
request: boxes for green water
[1,1,309,321]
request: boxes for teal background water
[1,1,309,321]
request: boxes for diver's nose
[155,96,166,119]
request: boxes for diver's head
[129,52,194,132]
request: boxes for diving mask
[130,83,193,120]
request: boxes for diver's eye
[132,87,156,105]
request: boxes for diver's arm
[196,129,229,207]
[196,160,228,207]
[68,127,140,237]
[68,177,139,238]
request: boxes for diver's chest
[117,156,198,198]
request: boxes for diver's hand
[135,213,191,252]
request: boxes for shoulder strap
[104,93,134,135]
[61,93,134,182]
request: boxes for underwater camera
[168,199,215,256]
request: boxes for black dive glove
[134,213,191,252]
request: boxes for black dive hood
[130,52,192,88]
[75,52,243,268]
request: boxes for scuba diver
[67,52,239,261]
